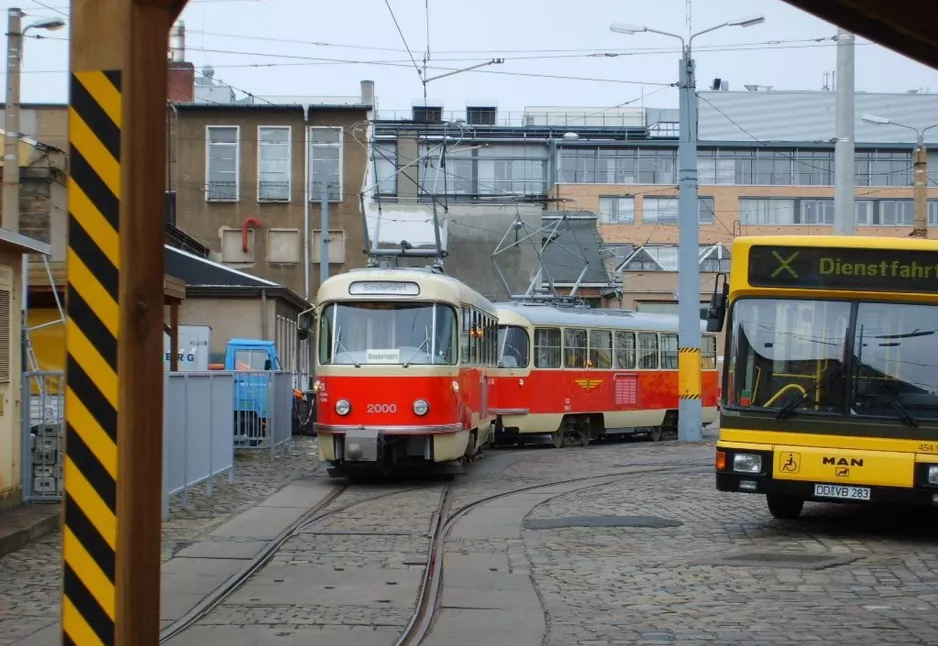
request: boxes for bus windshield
[318,302,458,366]
[497,325,530,368]
[727,298,938,420]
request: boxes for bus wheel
[649,426,664,442]
[766,494,804,519]
[551,428,565,449]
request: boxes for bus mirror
[297,312,313,341]
[706,275,729,333]
[264,359,272,371]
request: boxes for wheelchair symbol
[779,452,800,474]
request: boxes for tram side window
[460,307,471,364]
[701,335,717,369]
[614,331,636,369]
[588,330,613,369]
[660,333,679,369]
[638,332,659,369]
[470,309,479,365]
[565,328,588,369]
[534,327,562,368]
[484,314,495,366]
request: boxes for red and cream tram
[491,303,720,446]
[313,267,497,476]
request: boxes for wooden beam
[63,0,183,644]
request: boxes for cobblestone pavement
[515,435,938,646]
[0,437,319,645]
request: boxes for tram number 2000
[367,403,397,413]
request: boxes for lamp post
[3,8,66,232]
[609,15,765,442]
[862,113,938,239]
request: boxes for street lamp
[862,113,938,238]
[609,15,765,442]
[3,8,66,232]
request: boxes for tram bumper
[341,428,380,462]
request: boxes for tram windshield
[727,298,938,420]
[318,302,458,366]
[497,325,530,368]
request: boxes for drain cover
[701,552,860,569]
[524,515,683,530]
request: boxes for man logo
[823,457,864,467]
[574,379,603,392]
[835,467,850,478]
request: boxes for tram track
[159,459,712,644]
[393,461,712,646]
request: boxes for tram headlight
[733,453,762,474]
[927,465,938,485]
[335,399,351,416]
[413,399,429,416]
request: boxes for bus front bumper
[716,472,938,506]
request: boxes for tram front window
[318,302,458,366]
[497,326,530,368]
[727,298,850,414]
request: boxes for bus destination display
[748,245,938,293]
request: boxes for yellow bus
[707,235,938,519]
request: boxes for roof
[174,103,370,116]
[494,302,712,334]
[540,213,610,286]
[165,244,277,288]
[0,228,51,255]
[781,1,938,71]
[698,91,938,146]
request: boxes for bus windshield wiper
[776,365,845,420]
[872,392,918,427]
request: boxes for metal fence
[19,368,296,513]
[21,371,65,503]
[232,370,295,452]
[162,372,236,520]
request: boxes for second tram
[491,303,721,447]
[312,267,498,476]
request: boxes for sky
[6,0,938,115]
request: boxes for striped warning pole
[64,1,184,642]
[63,69,121,646]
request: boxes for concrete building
[167,90,374,301]
[0,131,67,257]
[373,90,938,319]
[0,230,54,510]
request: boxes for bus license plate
[813,484,871,501]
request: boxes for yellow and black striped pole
[63,68,122,646]
[64,1,184,643]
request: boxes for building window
[205,126,239,202]
[643,196,715,225]
[598,196,634,224]
[799,199,835,225]
[374,141,398,196]
[855,151,912,187]
[739,198,796,225]
[257,126,291,202]
[559,148,676,185]
[854,200,875,225]
[418,143,548,198]
[310,126,342,202]
[856,199,938,226]
[311,229,347,263]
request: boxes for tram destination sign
[748,245,938,293]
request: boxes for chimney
[167,21,195,103]
[360,80,375,106]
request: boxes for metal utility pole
[862,113,938,239]
[3,8,23,232]
[610,14,765,442]
[912,140,928,237]
[320,180,330,285]
[833,28,856,235]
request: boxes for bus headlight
[928,465,938,485]
[733,453,762,474]
[413,399,429,416]
[335,399,351,416]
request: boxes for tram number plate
[813,484,871,501]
